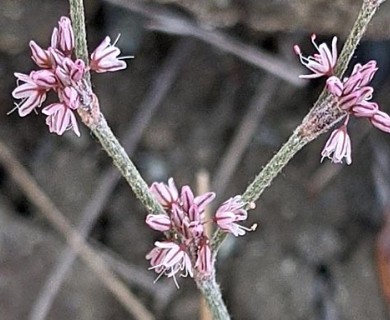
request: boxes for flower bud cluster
[12,16,129,136]
[145,178,251,285]
[295,35,390,164]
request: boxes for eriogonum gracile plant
[11,16,130,136]
[145,178,252,286]
[296,35,390,164]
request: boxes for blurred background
[1,0,390,319]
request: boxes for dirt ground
[1,1,390,319]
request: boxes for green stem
[335,0,383,77]
[69,0,90,68]
[69,0,163,215]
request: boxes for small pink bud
[150,178,179,209]
[326,76,343,97]
[29,41,52,68]
[52,17,74,56]
[146,214,171,232]
[370,111,390,134]
[351,101,378,118]
[195,241,213,276]
[30,70,57,89]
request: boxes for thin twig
[70,0,164,216]
[30,39,193,320]
[0,140,154,320]
[103,0,306,87]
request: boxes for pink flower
[294,34,337,79]
[321,122,352,165]
[13,16,133,137]
[326,61,378,114]
[51,16,74,56]
[370,110,390,134]
[195,241,213,276]
[181,216,204,240]
[55,58,86,86]
[150,178,179,209]
[181,185,215,214]
[12,72,47,117]
[30,70,57,89]
[351,101,379,118]
[324,60,390,148]
[42,101,80,136]
[146,214,171,232]
[147,241,193,285]
[60,87,80,110]
[29,41,53,69]
[350,60,378,86]
[214,196,251,237]
[90,36,128,73]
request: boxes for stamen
[311,33,320,51]
[113,33,121,46]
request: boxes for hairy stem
[69,0,90,68]
[69,0,163,214]
[196,275,230,320]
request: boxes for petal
[194,192,216,212]
[181,186,194,212]
[42,102,63,115]
[370,111,390,134]
[146,214,171,232]
[18,93,46,117]
[12,82,39,99]
[91,36,111,61]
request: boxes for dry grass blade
[0,139,154,320]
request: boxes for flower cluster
[12,16,129,136]
[145,178,251,285]
[295,34,390,164]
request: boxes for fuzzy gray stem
[196,275,230,320]
[69,0,163,214]
[92,115,163,214]
[69,0,90,67]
